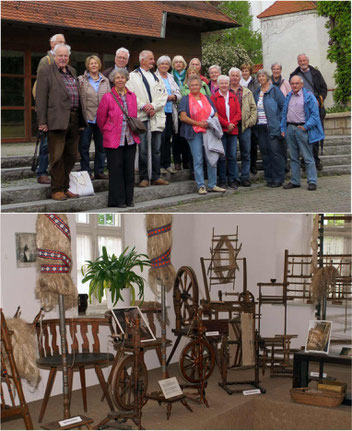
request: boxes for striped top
[257,92,267,125]
[119,93,135,146]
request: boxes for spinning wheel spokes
[173,266,199,327]
[179,339,215,383]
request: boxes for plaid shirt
[119,93,135,146]
[59,67,79,109]
[232,86,243,107]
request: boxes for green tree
[202,1,262,73]
[316,1,351,105]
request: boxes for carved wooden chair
[35,316,115,422]
[1,308,33,430]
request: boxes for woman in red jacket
[211,75,241,189]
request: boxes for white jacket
[155,70,181,133]
[126,68,168,132]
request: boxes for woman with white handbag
[97,68,141,208]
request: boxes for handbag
[110,92,146,135]
[68,171,94,197]
[31,130,47,172]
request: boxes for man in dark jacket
[36,44,87,201]
[290,54,327,170]
[102,47,130,87]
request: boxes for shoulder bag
[110,92,146,135]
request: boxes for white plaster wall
[260,11,336,107]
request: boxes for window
[76,214,123,313]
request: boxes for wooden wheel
[179,339,215,383]
[173,266,199,327]
[238,291,255,313]
[111,355,148,411]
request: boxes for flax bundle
[35,214,77,311]
[146,214,176,295]
[310,266,339,301]
[4,317,41,388]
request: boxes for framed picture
[305,320,332,354]
[15,233,37,268]
[111,306,156,342]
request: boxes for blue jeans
[217,134,239,184]
[286,124,317,185]
[79,123,105,175]
[139,121,162,181]
[257,125,286,185]
[238,127,251,180]
[187,133,216,189]
[37,135,49,177]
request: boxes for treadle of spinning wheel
[146,390,186,402]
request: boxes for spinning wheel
[238,291,255,313]
[179,339,215,383]
[173,266,199,327]
[111,355,148,411]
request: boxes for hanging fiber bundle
[35,214,77,311]
[4,317,41,388]
[146,214,176,295]
[310,265,339,302]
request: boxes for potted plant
[81,246,151,306]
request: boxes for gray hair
[217,75,230,86]
[172,55,187,69]
[289,75,304,84]
[53,43,71,56]
[187,76,202,87]
[297,53,309,61]
[271,63,282,70]
[257,69,270,81]
[50,34,65,43]
[110,67,130,82]
[228,67,241,77]
[139,50,153,62]
[115,47,130,59]
[190,57,201,66]
[208,64,221,74]
[157,55,171,67]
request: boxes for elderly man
[103,47,130,87]
[281,75,324,191]
[34,33,66,185]
[36,44,87,201]
[126,50,169,187]
[290,54,327,170]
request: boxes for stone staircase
[1,135,350,213]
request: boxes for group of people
[35,33,327,206]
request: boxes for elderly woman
[253,69,286,188]
[271,63,291,97]
[178,76,225,195]
[78,55,110,180]
[181,67,211,97]
[171,55,187,88]
[208,65,221,95]
[189,58,209,84]
[211,75,241,189]
[155,55,181,174]
[228,67,257,187]
[97,68,140,208]
[240,64,260,174]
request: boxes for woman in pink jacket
[97,68,140,208]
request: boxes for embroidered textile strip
[45,214,71,240]
[37,248,71,266]
[150,247,171,268]
[41,264,70,274]
[147,223,171,237]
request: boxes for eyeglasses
[116,56,128,60]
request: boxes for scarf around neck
[240,76,252,88]
[271,75,283,87]
[173,69,186,88]
[189,93,212,133]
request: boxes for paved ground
[153,174,351,213]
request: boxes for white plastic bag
[68,171,94,197]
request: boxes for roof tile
[257,1,317,19]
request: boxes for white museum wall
[260,11,336,108]
[1,213,346,405]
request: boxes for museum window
[76,214,123,313]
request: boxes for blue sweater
[280,88,325,144]
[254,85,285,138]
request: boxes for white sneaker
[160,168,168,174]
[167,166,177,174]
[208,185,226,193]
[198,186,207,195]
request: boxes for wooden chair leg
[79,366,87,412]
[94,365,115,411]
[38,367,57,423]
